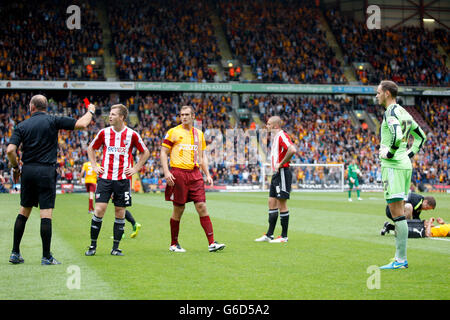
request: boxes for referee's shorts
[269,167,292,200]
[20,164,57,209]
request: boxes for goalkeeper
[347,158,362,201]
[376,80,426,270]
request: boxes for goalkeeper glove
[379,145,394,159]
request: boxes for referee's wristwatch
[89,109,95,116]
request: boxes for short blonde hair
[180,105,195,115]
[111,104,129,120]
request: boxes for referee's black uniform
[9,111,76,209]
[8,111,77,265]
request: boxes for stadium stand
[0,1,448,193]
[325,9,449,87]
[108,0,221,82]
[0,1,104,80]
[2,91,447,191]
[218,0,347,84]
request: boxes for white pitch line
[428,237,450,242]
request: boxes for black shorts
[20,164,57,209]
[269,167,292,199]
[95,178,132,207]
[407,219,426,238]
[386,205,420,221]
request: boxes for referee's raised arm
[74,103,97,130]
[7,94,98,266]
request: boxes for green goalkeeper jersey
[380,103,426,169]
[348,164,360,179]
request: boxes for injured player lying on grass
[381,217,450,238]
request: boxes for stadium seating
[0,2,447,190]
[108,0,221,82]
[325,9,449,87]
[218,0,347,84]
[2,92,447,188]
[0,1,104,80]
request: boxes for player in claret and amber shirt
[80,160,99,214]
[160,105,225,253]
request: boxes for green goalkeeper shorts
[381,167,412,203]
[348,177,359,188]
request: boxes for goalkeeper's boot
[130,222,141,238]
[254,234,273,242]
[9,252,24,264]
[379,260,408,270]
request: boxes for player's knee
[172,204,185,219]
[195,202,208,215]
[278,199,288,212]
[95,203,107,217]
[268,197,277,208]
[114,207,126,219]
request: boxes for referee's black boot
[111,248,124,256]
[41,255,61,265]
[9,252,24,264]
[85,246,96,256]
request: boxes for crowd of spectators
[0,1,104,81]
[244,94,381,186]
[0,91,448,192]
[325,9,449,87]
[108,0,221,82]
[0,1,447,88]
[410,98,448,186]
[362,96,448,187]
[218,0,347,84]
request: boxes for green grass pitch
[0,192,449,300]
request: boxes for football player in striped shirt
[85,104,150,256]
[255,116,296,243]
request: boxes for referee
[6,94,96,265]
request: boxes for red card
[83,98,90,108]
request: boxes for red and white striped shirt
[90,126,147,181]
[271,130,293,172]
